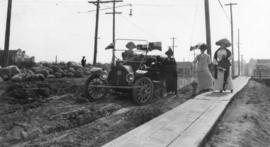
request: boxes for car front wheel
[132,77,154,105]
[85,75,107,101]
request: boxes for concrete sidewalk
[102,77,250,147]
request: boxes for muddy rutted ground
[204,79,270,147]
[0,77,194,147]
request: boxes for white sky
[0,0,270,63]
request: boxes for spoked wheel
[132,77,154,105]
[85,75,107,101]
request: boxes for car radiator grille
[108,69,128,86]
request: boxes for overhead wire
[119,14,161,41]
[78,3,131,13]
[131,4,195,7]
[217,0,231,23]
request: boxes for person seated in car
[122,48,135,60]
[122,41,137,61]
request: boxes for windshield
[114,39,148,62]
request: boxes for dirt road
[0,77,194,147]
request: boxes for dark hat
[199,43,208,51]
[126,41,136,50]
[105,43,114,50]
[216,38,231,47]
[165,48,173,56]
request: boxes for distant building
[256,59,270,69]
[176,62,193,77]
[0,48,35,66]
[253,59,270,78]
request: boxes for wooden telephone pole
[105,0,123,63]
[241,54,243,76]
[170,37,177,54]
[3,0,13,67]
[88,0,122,65]
[89,0,100,65]
[238,28,240,76]
[225,2,237,77]
[204,0,212,58]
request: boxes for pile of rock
[0,62,93,82]
[0,65,22,82]
[3,83,51,104]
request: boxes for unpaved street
[0,77,193,147]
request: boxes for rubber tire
[85,74,107,101]
[132,77,154,105]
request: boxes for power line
[119,15,161,40]
[133,3,198,7]
[217,0,230,23]
[83,3,131,13]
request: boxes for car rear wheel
[85,75,107,101]
[132,77,154,105]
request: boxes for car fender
[135,70,149,78]
[122,65,134,73]
[88,67,104,77]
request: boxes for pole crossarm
[224,3,238,6]
[87,4,131,12]
[88,0,122,4]
[105,12,122,14]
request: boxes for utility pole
[238,28,240,76]
[204,0,212,58]
[3,0,13,67]
[170,37,177,54]
[89,0,100,65]
[105,0,123,64]
[88,0,122,65]
[241,54,243,76]
[225,2,237,77]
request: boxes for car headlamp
[100,72,108,80]
[126,73,135,83]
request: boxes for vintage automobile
[85,39,166,105]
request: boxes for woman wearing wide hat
[193,43,213,93]
[163,48,177,95]
[213,38,233,93]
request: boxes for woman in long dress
[163,48,177,95]
[193,44,213,93]
[213,38,233,93]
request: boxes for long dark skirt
[165,71,177,93]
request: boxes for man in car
[122,41,137,60]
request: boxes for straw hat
[216,38,231,47]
